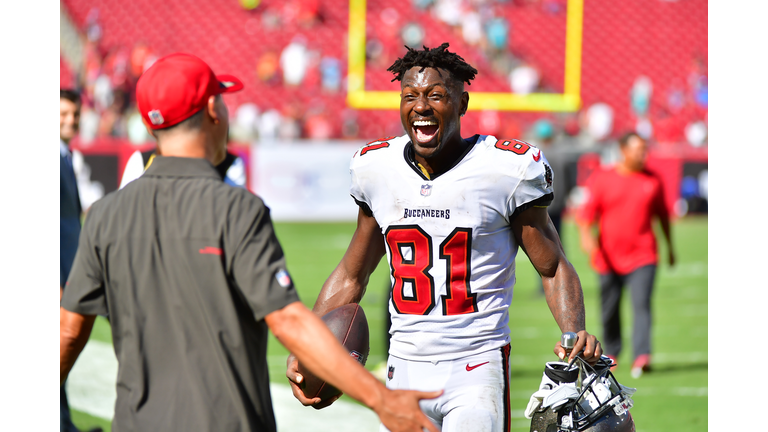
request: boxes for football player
[287,43,602,432]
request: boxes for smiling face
[400,66,468,163]
[60,97,80,144]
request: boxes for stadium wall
[71,138,706,221]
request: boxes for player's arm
[286,207,385,406]
[267,302,440,432]
[511,206,602,364]
[60,307,96,385]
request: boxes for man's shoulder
[473,135,547,177]
[350,134,409,167]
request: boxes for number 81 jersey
[350,134,554,361]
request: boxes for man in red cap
[60,53,440,432]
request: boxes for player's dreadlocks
[387,43,478,86]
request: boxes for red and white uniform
[351,133,553,362]
[351,134,553,432]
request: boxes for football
[297,303,370,407]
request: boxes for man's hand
[285,354,323,407]
[373,388,442,432]
[553,330,602,366]
[668,249,676,267]
[578,226,597,258]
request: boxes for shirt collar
[142,156,222,180]
[60,139,70,157]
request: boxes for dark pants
[61,384,79,432]
[599,264,657,359]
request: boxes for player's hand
[286,354,322,407]
[553,330,602,366]
[668,249,676,267]
[374,388,442,432]
[579,231,597,258]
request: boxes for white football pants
[380,344,511,432]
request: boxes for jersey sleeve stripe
[509,192,554,221]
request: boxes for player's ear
[460,91,469,117]
[206,95,220,125]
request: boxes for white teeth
[413,120,437,126]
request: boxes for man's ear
[460,91,469,117]
[142,118,157,139]
[207,95,219,124]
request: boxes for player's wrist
[363,381,387,413]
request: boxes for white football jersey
[350,134,554,361]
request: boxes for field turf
[72,216,707,432]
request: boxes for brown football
[297,303,370,407]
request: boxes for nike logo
[466,361,489,371]
[532,150,542,162]
[199,246,223,255]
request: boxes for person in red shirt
[577,132,675,378]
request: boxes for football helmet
[526,356,636,432]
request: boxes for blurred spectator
[485,17,510,53]
[279,104,302,140]
[130,42,154,79]
[256,51,280,83]
[434,0,463,27]
[630,76,652,118]
[401,22,425,47]
[461,11,484,46]
[85,8,102,43]
[126,109,151,145]
[665,78,686,114]
[304,108,334,140]
[232,103,260,143]
[634,117,653,141]
[510,64,540,95]
[563,114,580,137]
[585,102,614,142]
[92,74,113,112]
[320,57,342,93]
[71,151,106,212]
[280,36,310,86]
[78,107,100,144]
[684,120,707,147]
[366,38,387,68]
[341,109,360,139]
[258,108,282,141]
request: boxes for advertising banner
[251,142,364,221]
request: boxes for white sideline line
[67,340,379,431]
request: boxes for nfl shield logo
[387,365,395,380]
[349,350,364,365]
[420,184,432,197]
[276,269,292,288]
[148,110,164,125]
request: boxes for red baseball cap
[136,53,244,130]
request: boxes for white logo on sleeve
[276,269,292,288]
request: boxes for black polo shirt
[62,156,300,432]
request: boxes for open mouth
[412,120,439,144]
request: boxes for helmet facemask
[527,356,636,432]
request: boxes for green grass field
[72,216,707,432]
